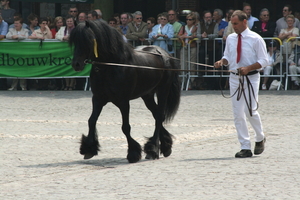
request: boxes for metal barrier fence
[2,37,300,91]
[284,37,300,90]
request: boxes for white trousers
[230,73,264,150]
[289,65,300,82]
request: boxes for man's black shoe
[235,150,253,158]
[254,138,266,155]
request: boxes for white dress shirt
[223,28,269,72]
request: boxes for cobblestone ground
[0,90,299,199]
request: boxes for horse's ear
[85,20,90,28]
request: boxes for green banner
[0,40,91,78]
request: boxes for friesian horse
[69,20,180,163]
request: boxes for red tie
[237,33,242,63]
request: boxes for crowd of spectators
[1,1,300,90]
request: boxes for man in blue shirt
[0,15,8,39]
[120,13,129,35]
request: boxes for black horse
[69,20,180,163]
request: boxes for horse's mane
[69,20,134,63]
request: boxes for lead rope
[220,72,259,117]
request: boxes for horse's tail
[164,60,181,123]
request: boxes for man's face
[204,13,212,23]
[1,0,8,7]
[108,20,116,28]
[120,14,128,25]
[87,14,93,21]
[243,6,251,17]
[231,15,247,34]
[260,11,269,22]
[282,7,291,17]
[14,20,22,30]
[69,8,78,17]
[213,11,220,21]
[134,14,142,25]
[78,13,86,22]
[168,11,176,22]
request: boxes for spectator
[242,2,258,29]
[213,8,228,61]
[274,5,300,37]
[178,13,197,89]
[197,10,218,65]
[0,14,8,39]
[95,9,107,23]
[213,9,228,39]
[120,12,129,35]
[0,0,15,25]
[197,10,219,90]
[223,10,235,40]
[0,14,8,90]
[68,6,78,22]
[113,13,120,25]
[156,13,162,24]
[252,8,276,38]
[6,17,29,91]
[288,45,300,90]
[78,12,87,23]
[9,12,27,29]
[128,13,133,23]
[278,15,299,55]
[87,10,98,21]
[55,15,76,90]
[26,13,39,36]
[29,17,52,40]
[108,17,117,28]
[261,40,282,90]
[50,16,63,38]
[146,17,155,35]
[168,9,183,58]
[149,13,174,54]
[223,8,234,22]
[126,11,148,46]
[295,11,300,21]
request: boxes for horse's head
[69,21,97,71]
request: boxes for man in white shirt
[215,10,268,158]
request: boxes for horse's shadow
[19,157,149,169]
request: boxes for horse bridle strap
[84,59,233,74]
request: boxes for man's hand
[214,60,223,68]
[214,59,228,68]
[237,67,251,75]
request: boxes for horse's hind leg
[80,96,103,159]
[117,101,142,163]
[142,95,172,160]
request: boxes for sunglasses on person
[186,18,194,21]
[160,18,167,20]
[70,10,77,13]
[136,17,142,20]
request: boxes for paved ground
[0,90,299,199]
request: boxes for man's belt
[231,70,259,76]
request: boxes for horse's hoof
[145,152,159,160]
[84,153,94,159]
[162,149,172,157]
[127,153,141,163]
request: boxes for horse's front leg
[80,96,105,159]
[117,101,142,163]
